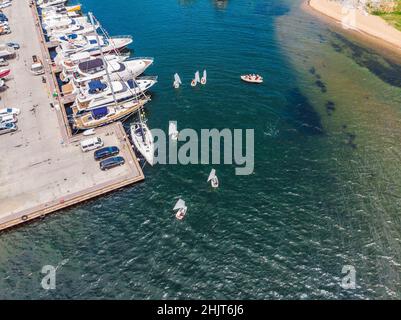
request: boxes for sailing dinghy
[173,73,182,89]
[207,169,219,188]
[173,199,187,220]
[201,70,207,85]
[168,121,179,141]
[191,71,200,87]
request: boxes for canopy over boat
[91,107,108,119]
[79,58,104,72]
[88,80,107,94]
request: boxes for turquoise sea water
[1,0,401,299]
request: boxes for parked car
[6,42,20,50]
[0,114,17,124]
[94,146,120,161]
[0,122,17,135]
[0,108,20,116]
[0,58,9,67]
[99,156,125,171]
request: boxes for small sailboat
[201,70,207,85]
[207,169,219,188]
[173,199,187,220]
[173,73,182,89]
[130,117,154,166]
[168,121,179,141]
[191,71,200,87]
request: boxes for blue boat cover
[68,33,78,40]
[89,39,98,45]
[88,80,107,94]
[127,79,138,89]
[91,107,108,119]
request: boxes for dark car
[94,146,119,161]
[100,156,125,171]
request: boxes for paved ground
[0,1,143,229]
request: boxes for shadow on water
[284,88,323,135]
[330,32,401,87]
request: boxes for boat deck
[0,1,144,231]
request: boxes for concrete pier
[0,1,144,231]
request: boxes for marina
[1,0,401,300]
[0,0,150,231]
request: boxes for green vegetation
[371,1,401,31]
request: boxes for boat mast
[88,12,117,105]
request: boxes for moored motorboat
[72,76,157,114]
[72,98,149,130]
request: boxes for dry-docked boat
[70,56,154,88]
[54,34,133,63]
[72,77,158,115]
[72,98,149,130]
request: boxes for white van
[0,114,17,124]
[80,136,103,152]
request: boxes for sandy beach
[307,0,401,53]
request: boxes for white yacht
[49,23,98,42]
[59,53,129,82]
[70,56,154,89]
[54,34,133,63]
[42,16,90,35]
[73,77,157,114]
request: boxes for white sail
[174,73,182,85]
[173,199,186,211]
[169,121,178,137]
[202,70,207,82]
[195,71,200,83]
[207,169,216,182]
